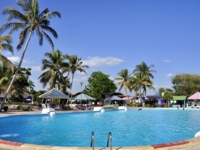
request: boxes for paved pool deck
[0,110,200,150]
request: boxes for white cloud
[83,56,124,68]
[164,60,171,63]
[31,66,41,72]
[7,56,20,64]
[7,57,35,64]
[166,73,174,78]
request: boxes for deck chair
[76,104,86,110]
[42,104,47,108]
[46,103,51,108]
[55,105,60,110]
[41,103,55,114]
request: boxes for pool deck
[1,110,200,150]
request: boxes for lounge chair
[55,105,60,110]
[76,104,86,110]
[41,103,55,114]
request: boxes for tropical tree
[114,68,133,96]
[0,65,33,97]
[130,73,155,96]
[133,61,156,80]
[0,35,14,72]
[57,76,71,93]
[172,74,200,96]
[0,0,60,108]
[162,91,173,107]
[27,79,35,92]
[67,55,89,100]
[84,71,117,101]
[0,60,14,93]
[38,50,69,90]
[158,87,174,96]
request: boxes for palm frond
[0,35,12,44]
[40,19,50,26]
[42,31,54,50]
[36,26,43,46]
[1,44,14,54]
[0,22,24,34]
[8,23,26,35]
[38,8,49,17]
[17,0,32,12]
[17,26,30,50]
[41,25,58,38]
[3,7,27,22]
[40,11,61,20]
[32,0,39,17]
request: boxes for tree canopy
[172,74,200,96]
[84,71,117,100]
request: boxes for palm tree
[0,60,14,94]
[27,80,35,92]
[38,50,69,90]
[133,61,156,80]
[0,35,13,54]
[0,35,14,72]
[114,68,133,97]
[0,65,32,97]
[58,75,71,93]
[130,73,155,97]
[0,0,60,108]
[67,55,89,100]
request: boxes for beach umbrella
[39,88,69,99]
[122,96,138,100]
[188,92,200,100]
[105,95,123,101]
[72,93,96,101]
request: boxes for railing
[107,132,112,150]
[91,132,94,150]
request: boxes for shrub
[22,106,33,111]
[17,105,23,110]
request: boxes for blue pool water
[0,108,200,147]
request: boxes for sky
[0,0,200,96]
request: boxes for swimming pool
[0,108,200,147]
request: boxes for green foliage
[172,74,200,95]
[39,50,69,90]
[17,105,23,110]
[84,71,117,100]
[162,91,173,100]
[22,106,33,111]
[158,87,174,96]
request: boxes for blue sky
[0,0,200,95]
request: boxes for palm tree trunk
[67,73,74,104]
[0,31,32,110]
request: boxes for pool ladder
[91,132,112,150]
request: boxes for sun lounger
[76,104,86,110]
[41,103,55,114]
[54,105,60,110]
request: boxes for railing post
[91,132,94,150]
[107,132,112,150]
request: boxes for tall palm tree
[130,73,155,96]
[38,50,69,90]
[114,68,133,96]
[0,0,60,108]
[133,61,156,80]
[67,55,89,100]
